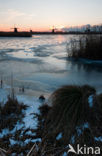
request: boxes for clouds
[0,9,24,24]
[6,9,26,21]
[0,0,102,30]
[0,9,36,24]
[8,9,26,17]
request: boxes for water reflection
[67,59,102,73]
[65,59,102,93]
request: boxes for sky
[0,0,102,31]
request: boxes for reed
[32,85,101,155]
[67,35,102,60]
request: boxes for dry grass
[0,97,26,130]
[1,86,102,155]
[30,85,102,155]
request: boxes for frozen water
[0,35,102,95]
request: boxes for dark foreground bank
[0,85,102,155]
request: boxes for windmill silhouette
[52,26,57,33]
[11,27,19,33]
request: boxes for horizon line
[0,23,102,32]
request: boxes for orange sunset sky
[0,0,102,31]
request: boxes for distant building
[52,26,55,33]
[52,28,55,33]
[14,28,18,33]
[30,29,32,33]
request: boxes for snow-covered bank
[0,87,46,154]
[0,89,43,131]
[16,95,41,129]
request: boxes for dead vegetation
[29,85,102,156]
[0,85,102,155]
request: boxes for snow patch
[0,122,24,139]
[31,138,41,143]
[70,135,75,144]
[56,133,62,140]
[16,95,41,129]
[0,88,43,148]
[0,129,9,138]
[24,138,31,144]
[25,130,35,136]
[0,88,9,104]
[62,152,68,156]
[94,136,102,142]
[0,94,42,146]
[76,122,89,136]
[9,139,18,146]
[88,95,93,108]
[82,123,89,129]
[11,153,16,156]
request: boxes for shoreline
[0,86,50,105]
[67,57,102,65]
